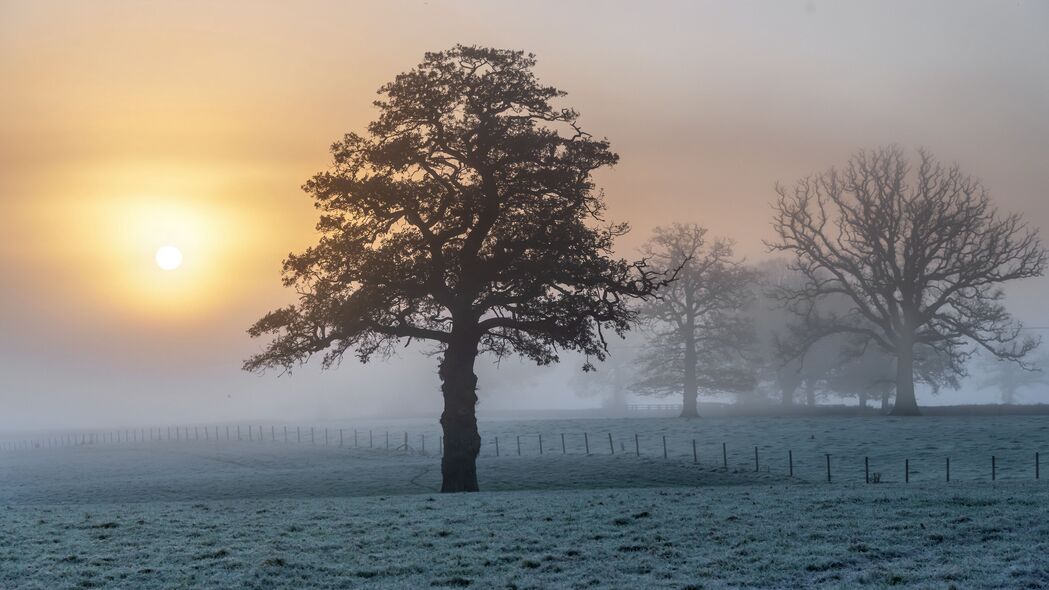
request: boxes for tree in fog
[244,46,666,492]
[633,224,756,417]
[770,146,1045,415]
[568,337,639,415]
[975,353,1049,404]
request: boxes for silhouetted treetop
[244,45,666,492]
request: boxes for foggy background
[1,0,1048,430]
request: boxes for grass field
[2,416,1048,588]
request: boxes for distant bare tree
[770,146,1046,415]
[633,224,756,417]
[243,46,666,492]
[975,353,1049,404]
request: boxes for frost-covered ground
[2,482,1048,589]
[2,416,1048,588]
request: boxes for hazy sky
[2,0,1048,429]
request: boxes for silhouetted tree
[633,224,756,417]
[770,146,1045,415]
[243,46,665,492]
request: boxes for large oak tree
[770,146,1045,415]
[244,46,665,492]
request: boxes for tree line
[243,45,1046,492]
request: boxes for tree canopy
[770,146,1045,414]
[244,45,666,491]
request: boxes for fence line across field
[0,425,1044,486]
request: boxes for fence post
[340,429,344,447]
[826,454,831,483]
[561,433,566,454]
[517,435,521,456]
[754,446,759,472]
[946,457,950,482]
[495,436,499,457]
[865,456,869,484]
[584,432,590,456]
[1037,452,1040,480]
[789,450,793,477]
[635,433,640,456]
[421,434,425,454]
[369,430,372,448]
[992,455,996,481]
[539,434,543,455]
[385,431,389,450]
[692,439,697,464]
[354,429,358,448]
[905,459,909,483]
[283,426,288,442]
[722,442,727,470]
[312,427,316,445]
[403,431,407,451]
[204,427,209,442]
[663,436,668,460]
[608,432,614,455]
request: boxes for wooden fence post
[754,446,759,472]
[826,454,831,483]
[946,457,950,482]
[608,432,614,455]
[494,436,499,457]
[992,455,996,481]
[865,456,869,484]
[561,433,566,454]
[905,459,909,483]
[584,432,590,456]
[635,433,640,456]
[789,450,793,477]
[539,434,543,455]
[692,439,697,464]
[517,435,521,456]
[663,436,668,460]
[722,442,727,470]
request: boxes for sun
[155,245,183,271]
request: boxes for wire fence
[0,423,1044,486]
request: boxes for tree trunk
[680,334,699,418]
[438,336,482,492]
[890,337,920,416]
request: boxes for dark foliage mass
[244,45,666,491]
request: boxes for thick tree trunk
[438,337,482,492]
[681,335,699,418]
[890,337,920,416]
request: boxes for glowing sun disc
[155,245,183,270]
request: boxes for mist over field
[2,1,1049,588]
